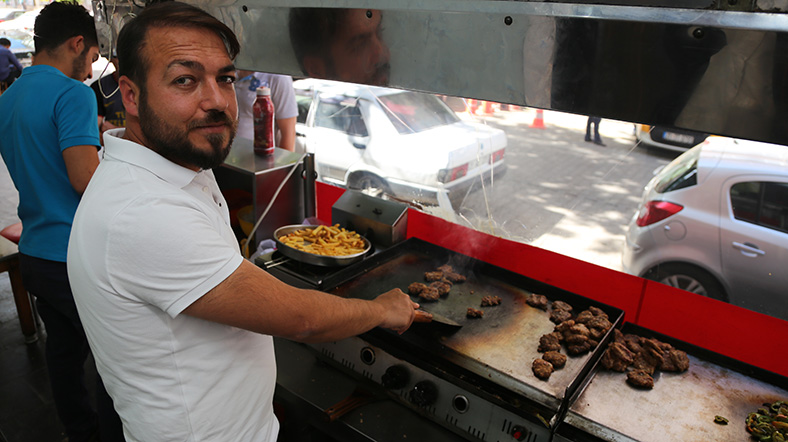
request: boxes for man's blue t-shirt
[0,65,100,262]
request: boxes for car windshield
[0,29,33,49]
[376,91,460,134]
[654,147,700,193]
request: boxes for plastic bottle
[253,86,275,156]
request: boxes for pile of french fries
[278,224,367,256]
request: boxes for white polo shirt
[68,129,278,442]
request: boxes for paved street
[443,108,680,271]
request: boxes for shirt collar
[102,128,199,188]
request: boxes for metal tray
[559,323,788,442]
[274,224,371,267]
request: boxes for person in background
[67,3,418,440]
[585,115,605,146]
[0,37,23,87]
[234,70,297,151]
[289,8,391,86]
[0,2,124,441]
[91,54,126,137]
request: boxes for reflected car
[635,124,708,153]
[293,79,507,206]
[0,29,34,67]
[622,137,788,319]
[0,9,24,23]
[0,8,39,32]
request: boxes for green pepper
[772,421,788,432]
[714,415,729,425]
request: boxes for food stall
[92,0,788,440]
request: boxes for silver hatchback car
[622,137,788,320]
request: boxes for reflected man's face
[327,9,391,86]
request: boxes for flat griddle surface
[329,242,621,412]
[565,342,788,441]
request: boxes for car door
[307,93,370,185]
[720,176,788,318]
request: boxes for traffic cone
[530,109,545,129]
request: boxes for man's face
[135,26,238,170]
[70,45,100,81]
[327,9,390,86]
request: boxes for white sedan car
[622,137,788,320]
[293,79,507,207]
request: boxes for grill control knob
[381,365,410,390]
[511,425,529,441]
[409,381,438,407]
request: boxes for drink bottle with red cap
[253,86,275,156]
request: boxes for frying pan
[274,224,371,267]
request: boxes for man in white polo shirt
[66,3,419,441]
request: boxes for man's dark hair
[34,1,98,54]
[117,1,240,90]
[0,38,10,47]
[288,8,347,74]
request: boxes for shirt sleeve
[268,75,299,120]
[10,53,22,72]
[56,83,101,150]
[106,192,244,318]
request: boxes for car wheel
[645,263,728,302]
[349,174,390,199]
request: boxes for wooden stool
[0,222,38,344]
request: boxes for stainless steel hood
[92,0,788,144]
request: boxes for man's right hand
[372,288,419,334]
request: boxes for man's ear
[67,35,85,56]
[302,55,326,79]
[118,75,140,118]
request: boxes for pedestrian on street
[0,2,124,441]
[67,2,419,440]
[585,115,605,146]
[0,37,24,89]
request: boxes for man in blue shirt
[0,2,123,441]
[0,37,23,86]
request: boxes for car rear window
[654,148,700,193]
[731,181,788,233]
[376,91,459,134]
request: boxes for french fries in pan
[278,224,367,256]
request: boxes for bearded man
[67,2,419,441]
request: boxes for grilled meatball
[525,293,548,310]
[481,295,502,306]
[567,341,592,355]
[532,359,554,380]
[575,310,595,324]
[538,333,562,352]
[418,287,440,301]
[552,300,573,312]
[600,342,634,372]
[588,306,608,319]
[430,281,452,297]
[586,316,613,333]
[623,334,644,354]
[424,271,445,282]
[408,282,427,295]
[554,320,575,334]
[444,272,466,283]
[550,308,573,324]
[626,369,655,389]
[659,349,690,372]
[466,307,484,318]
[437,264,454,273]
[543,351,567,369]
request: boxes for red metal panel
[637,280,788,377]
[315,182,346,224]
